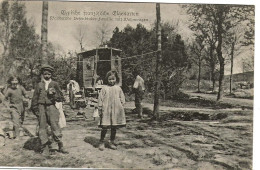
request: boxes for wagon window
[115,57,119,66]
[86,60,91,70]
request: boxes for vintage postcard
[0,0,256,169]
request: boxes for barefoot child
[97,70,126,151]
[4,76,28,139]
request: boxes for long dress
[98,85,126,128]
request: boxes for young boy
[31,64,68,156]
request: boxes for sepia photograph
[0,0,256,169]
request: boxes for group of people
[3,64,145,156]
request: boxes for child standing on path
[4,76,28,139]
[31,64,68,156]
[97,70,126,151]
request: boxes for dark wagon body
[76,47,122,96]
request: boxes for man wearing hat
[31,64,68,156]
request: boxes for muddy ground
[0,96,253,169]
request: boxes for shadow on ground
[23,137,41,152]
[84,136,100,148]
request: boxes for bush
[232,89,254,99]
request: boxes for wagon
[76,47,122,100]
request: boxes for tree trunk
[216,9,224,101]
[209,46,216,92]
[229,41,235,94]
[198,58,201,92]
[30,68,35,88]
[41,1,48,64]
[1,41,9,82]
[212,72,216,92]
[153,3,162,120]
[1,53,6,83]
[218,59,224,100]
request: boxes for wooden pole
[153,3,162,119]
[41,1,48,64]
[94,49,98,87]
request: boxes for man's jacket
[31,80,63,114]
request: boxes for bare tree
[95,22,111,47]
[204,22,218,92]
[225,26,244,93]
[190,34,205,92]
[74,24,88,51]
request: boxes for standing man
[132,68,145,119]
[67,80,79,109]
[31,64,68,156]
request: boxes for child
[97,70,126,151]
[4,76,28,139]
[31,64,68,156]
[92,107,99,121]
[96,76,103,86]
[92,76,103,121]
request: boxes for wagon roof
[78,47,122,57]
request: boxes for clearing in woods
[0,95,253,169]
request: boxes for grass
[141,94,234,109]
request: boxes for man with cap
[31,64,68,156]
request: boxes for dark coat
[31,80,63,115]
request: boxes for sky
[22,0,255,75]
[24,1,192,52]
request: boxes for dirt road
[0,99,253,169]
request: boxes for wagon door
[83,56,95,88]
[111,55,122,86]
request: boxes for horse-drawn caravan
[74,47,122,107]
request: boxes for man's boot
[58,141,69,154]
